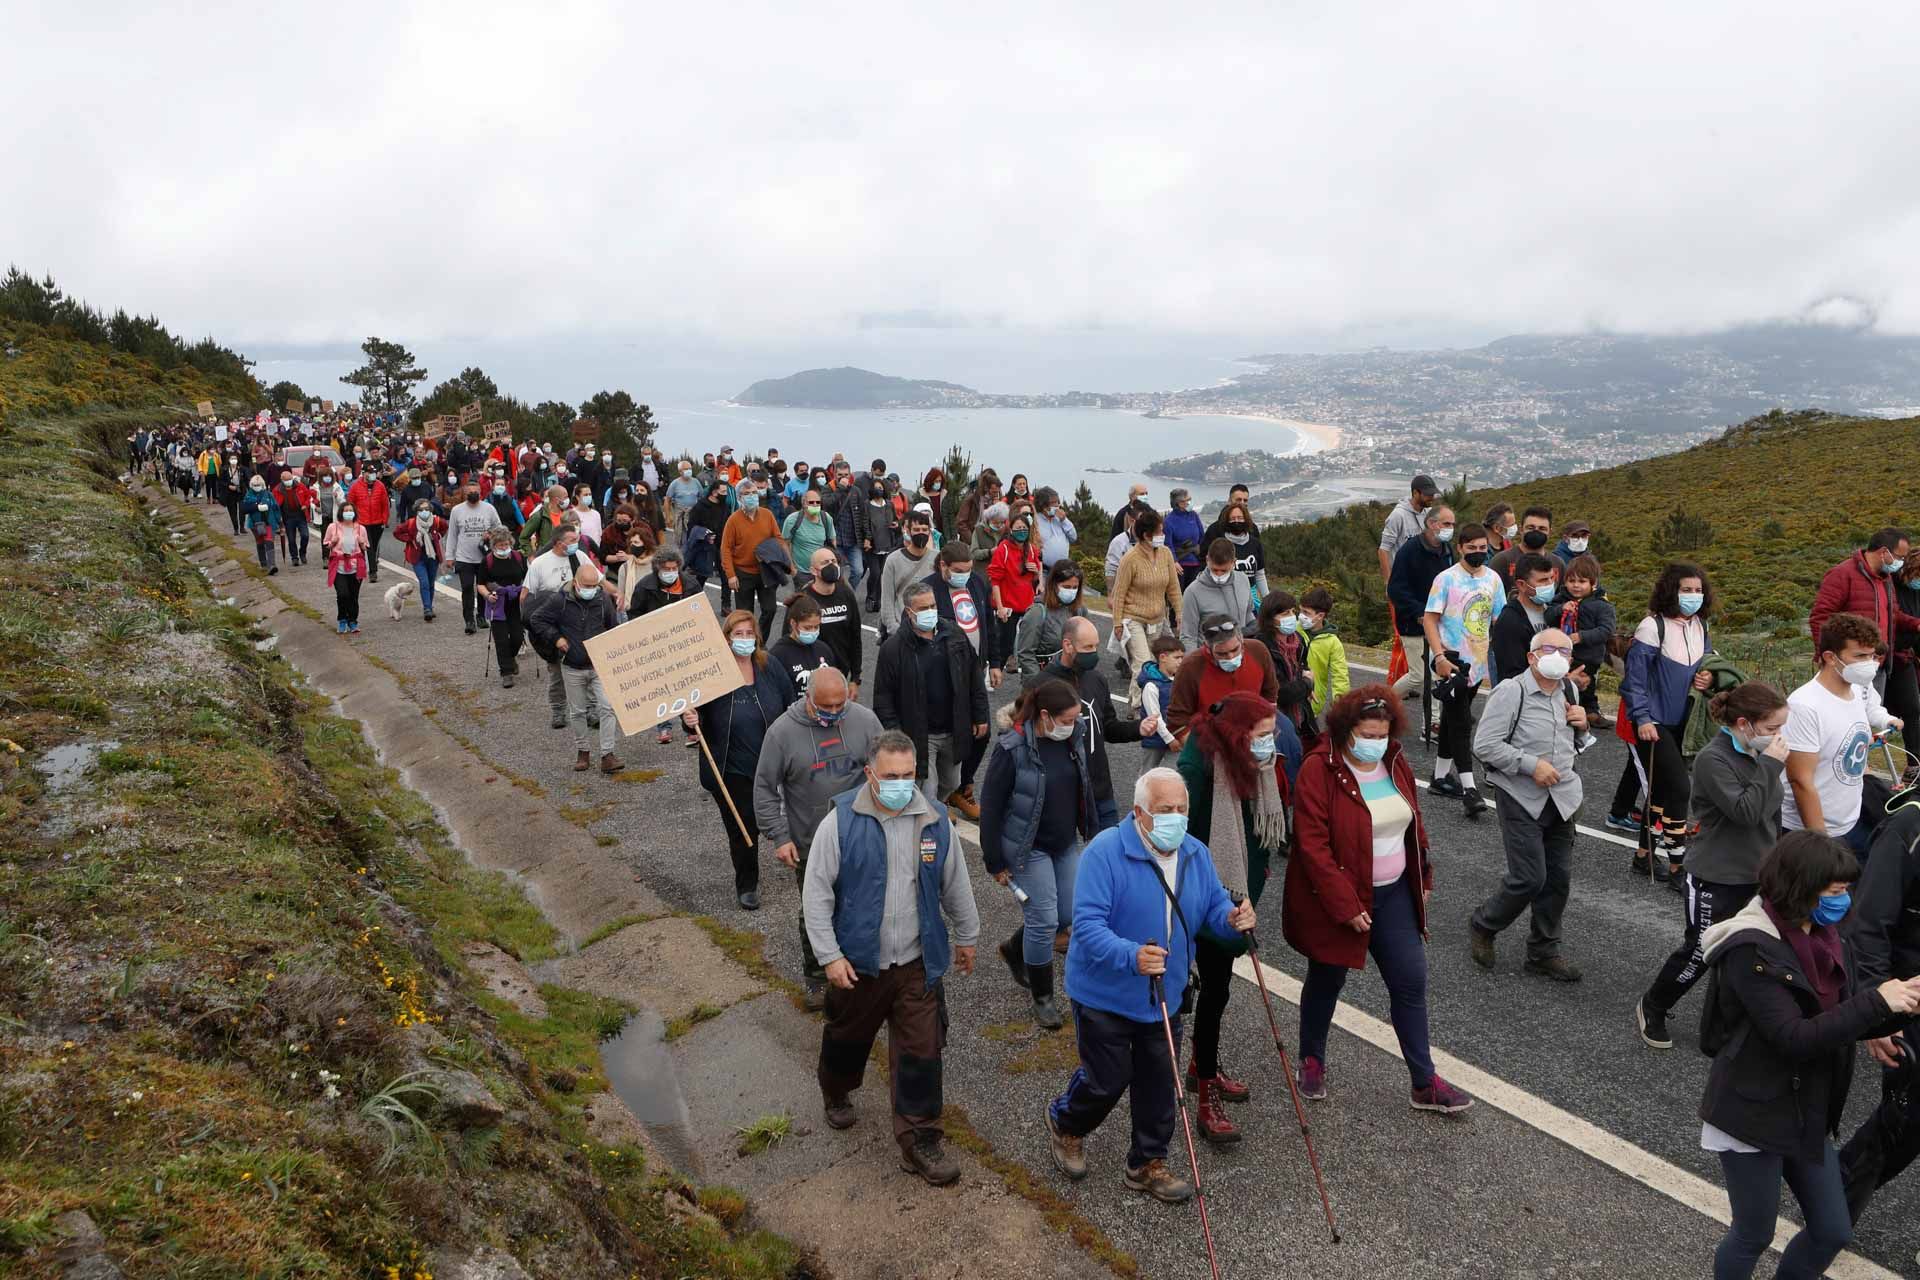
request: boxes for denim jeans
[1011,843,1081,967]
[841,544,866,590]
[1299,873,1436,1087]
[1715,1141,1852,1279]
[413,557,438,614]
[283,516,309,563]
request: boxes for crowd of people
[134,414,1920,1272]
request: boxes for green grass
[732,1112,794,1156]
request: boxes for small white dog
[383,578,416,620]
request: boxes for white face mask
[1208,569,1233,585]
[1567,538,1589,553]
[1044,718,1075,742]
[1841,658,1880,687]
[1150,534,1166,548]
[1533,652,1571,680]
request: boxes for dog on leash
[384,578,416,620]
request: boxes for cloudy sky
[7,0,1919,364]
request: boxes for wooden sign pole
[691,720,754,844]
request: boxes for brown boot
[946,786,981,821]
[600,753,625,773]
[1192,1077,1241,1145]
[573,751,591,771]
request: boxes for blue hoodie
[1065,817,1238,1023]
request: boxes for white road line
[1230,953,1899,1280]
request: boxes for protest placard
[195,400,213,417]
[321,400,334,413]
[214,424,228,442]
[288,399,304,414]
[481,420,513,442]
[570,419,601,443]
[584,594,742,736]
[459,401,483,428]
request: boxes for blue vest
[992,724,1091,872]
[829,788,953,989]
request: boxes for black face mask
[1521,530,1549,550]
[818,563,841,584]
[1463,550,1490,568]
[1226,522,1248,535]
[908,532,929,548]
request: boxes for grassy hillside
[0,316,258,420]
[0,341,799,1273]
[1260,408,1920,679]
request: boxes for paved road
[187,511,1916,1278]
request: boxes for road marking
[1229,953,1899,1280]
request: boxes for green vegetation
[340,335,429,411]
[1261,409,1920,672]
[732,1112,794,1156]
[0,335,802,1275]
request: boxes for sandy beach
[1208,411,1344,453]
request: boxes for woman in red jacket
[394,500,449,622]
[1284,684,1473,1114]
[987,508,1043,673]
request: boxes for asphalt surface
[187,508,1919,1279]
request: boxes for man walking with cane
[1044,767,1254,1204]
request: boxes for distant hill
[1259,408,1920,676]
[736,366,987,409]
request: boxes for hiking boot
[464,623,476,635]
[1637,998,1673,1050]
[1124,1158,1192,1203]
[998,933,1030,990]
[501,675,515,689]
[823,1093,856,1130]
[1469,926,1496,971]
[899,1134,961,1186]
[1045,1108,1086,1180]
[573,750,591,771]
[600,753,625,774]
[737,890,761,911]
[803,978,827,1013]
[551,710,568,730]
[1192,1078,1241,1145]
[1298,1055,1327,1101]
[1411,1075,1475,1114]
[1524,955,1584,983]
[586,713,600,730]
[1462,787,1488,819]
[946,786,981,821]
[1189,1059,1250,1103]
[1429,773,1463,798]
[1032,994,1064,1030]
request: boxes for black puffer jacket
[524,583,620,670]
[1851,801,1920,987]
[872,620,988,782]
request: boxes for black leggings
[334,573,361,624]
[714,771,760,893]
[490,614,523,675]
[1189,936,1237,1079]
[1613,719,1688,833]
[1644,877,1755,1014]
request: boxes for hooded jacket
[1179,569,1256,651]
[524,581,619,670]
[873,620,989,782]
[752,697,884,853]
[977,714,1097,877]
[346,474,391,526]
[1284,739,1429,970]
[1696,896,1887,1164]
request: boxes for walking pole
[1421,652,1434,750]
[695,729,755,844]
[1147,959,1223,1280]
[1234,901,1342,1244]
[1643,728,1659,885]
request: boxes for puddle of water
[36,740,118,792]
[600,1010,704,1176]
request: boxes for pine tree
[340,337,428,411]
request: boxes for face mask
[796,628,820,645]
[466,493,479,503]
[1532,584,1556,606]
[1522,530,1548,550]
[1250,733,1276,763]
[658,569,679,585]
[874,777,917,810]
[1463,550,1489,568]
[341,510,357,522]
[1217,653,1243,672]
[1348,736,1388,764]
[1676,591,1704,616]
[1437,527,1455,543]
[730,637,757,656]
[1741,729,1775,753]
[741,494,759,510]
[1011,528,1029,543]
[1044,720,1075,742]
[1811,891,1851,927]
[576,495,592,508]
[818,563,841,584]
[908,532,928,547]
[1209,569,1233,585]
[250,482,266,492]
[1056,586,1079,603]
[1227,522,1248,535]
[1841,658,1879,687]
[282,477,294,486]
[680,466,691,476]
[1145,812,1188,852]
[1278,615,1300,635]
[946,571,971,588]
[1885,558,1906,576]
[811,701,843,725]
[912,608,940,632]
[1150,535,1166,548]
[805,506,821,519]
[1567,538,1588,553]
[1073,650,1099,672]
[1301,614,1322,632]
[1534,652,1571,680]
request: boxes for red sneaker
[1411,1075,1475,1114]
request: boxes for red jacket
[394,515,448,565]
[347,475,391,527]
[1809,550,1918,661]
[1166,642,1280,736]
[1282,739,1432,970]
[275,479,314,521]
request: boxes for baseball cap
[1411,474,1439,496]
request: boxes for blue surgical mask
[1437,527,1455,543]
[1145,812,1187,852]
[797,628,820,645]
[1676,591,1704,616]
[874,777,916,810]
[912,608,940,632]
[576,585,599,600]
[1532,584,1556,606]
[811,702,843,725]
[1884,558,1905,576]
[946,571,971,588]
[741,494,759,510]
[1811,891,1851,927]
[1217,654,1243,673]
[1056,587,1079,604]
[730,637,756,656]
[1250,734,1276,763]
[1278,615,1300,635]
[1348,736,1388,764]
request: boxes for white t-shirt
[524,549,578,596]
[1149,844,1180,942]
[1781,677,1876,834]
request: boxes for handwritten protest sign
[195,400,214,417]
[214,424,228,442]
[584,594,742,736]
[481,420,513,442]
[570,419,601,443]
[459,401,483,428]
[288,399,305,414]
[321,400,335,413]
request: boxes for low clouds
[6,0,1919,347]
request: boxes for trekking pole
[1232,899,1342,1244]
[1421,649,1434,750]
[1644,728,1658,885]
[1147,959,1222,1280]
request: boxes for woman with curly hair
[1285,684,1472,1114]
[1174,691,1293,1143]
[1612,561,1717,881]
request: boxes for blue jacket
[1164,508,1206,567]
[977,721,1096,876]
[1065,819,1238,1023]
[1623,614,1710,729]
[1388,534,1455,637]
[827,788,953,988]
[240,491,281,534]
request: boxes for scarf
[414,515,434,551]
[1762,899,1845,1012]
[1208,758,1287,899]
